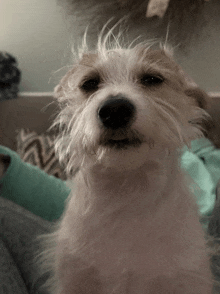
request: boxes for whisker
[152,98,184,144]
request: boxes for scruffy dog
[41,31,213,293]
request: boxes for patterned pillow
[16,129,67,180]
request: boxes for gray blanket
[0,197,51,294]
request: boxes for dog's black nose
[98,95,135,129]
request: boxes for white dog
[40,31,213,293]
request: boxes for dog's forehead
[78,47,179,77]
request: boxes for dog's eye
[140,74,164,86]
[80,78,100,92]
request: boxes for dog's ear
[176,65,210,110]
[157,48,210,109]
[180,73,210,110]
[54,53,98,100]
[184,87,210,110]
[54,67,77,100]
[185,87,213,138]
[79,53,97,66]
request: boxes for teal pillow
[0,145,70,221]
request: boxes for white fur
[40,33,213,293]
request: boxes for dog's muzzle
[98,95,142,149]
[98,95,135,129]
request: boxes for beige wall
[1,0,220,93]
[0,0,71,92]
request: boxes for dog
[40,32,214,293]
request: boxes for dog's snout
[98,95,135,129]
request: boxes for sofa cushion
[0,95,58,151]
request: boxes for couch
[0,94,57,151]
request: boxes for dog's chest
[59,187,211,293]
[73,214,193,294]
[76,215,182,280]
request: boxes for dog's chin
[96,141,150,172]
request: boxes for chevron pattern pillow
[16,129,67,180]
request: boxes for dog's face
[54,45,209,173]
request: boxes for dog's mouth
[106,138,141,149]
[99,130,143,150]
